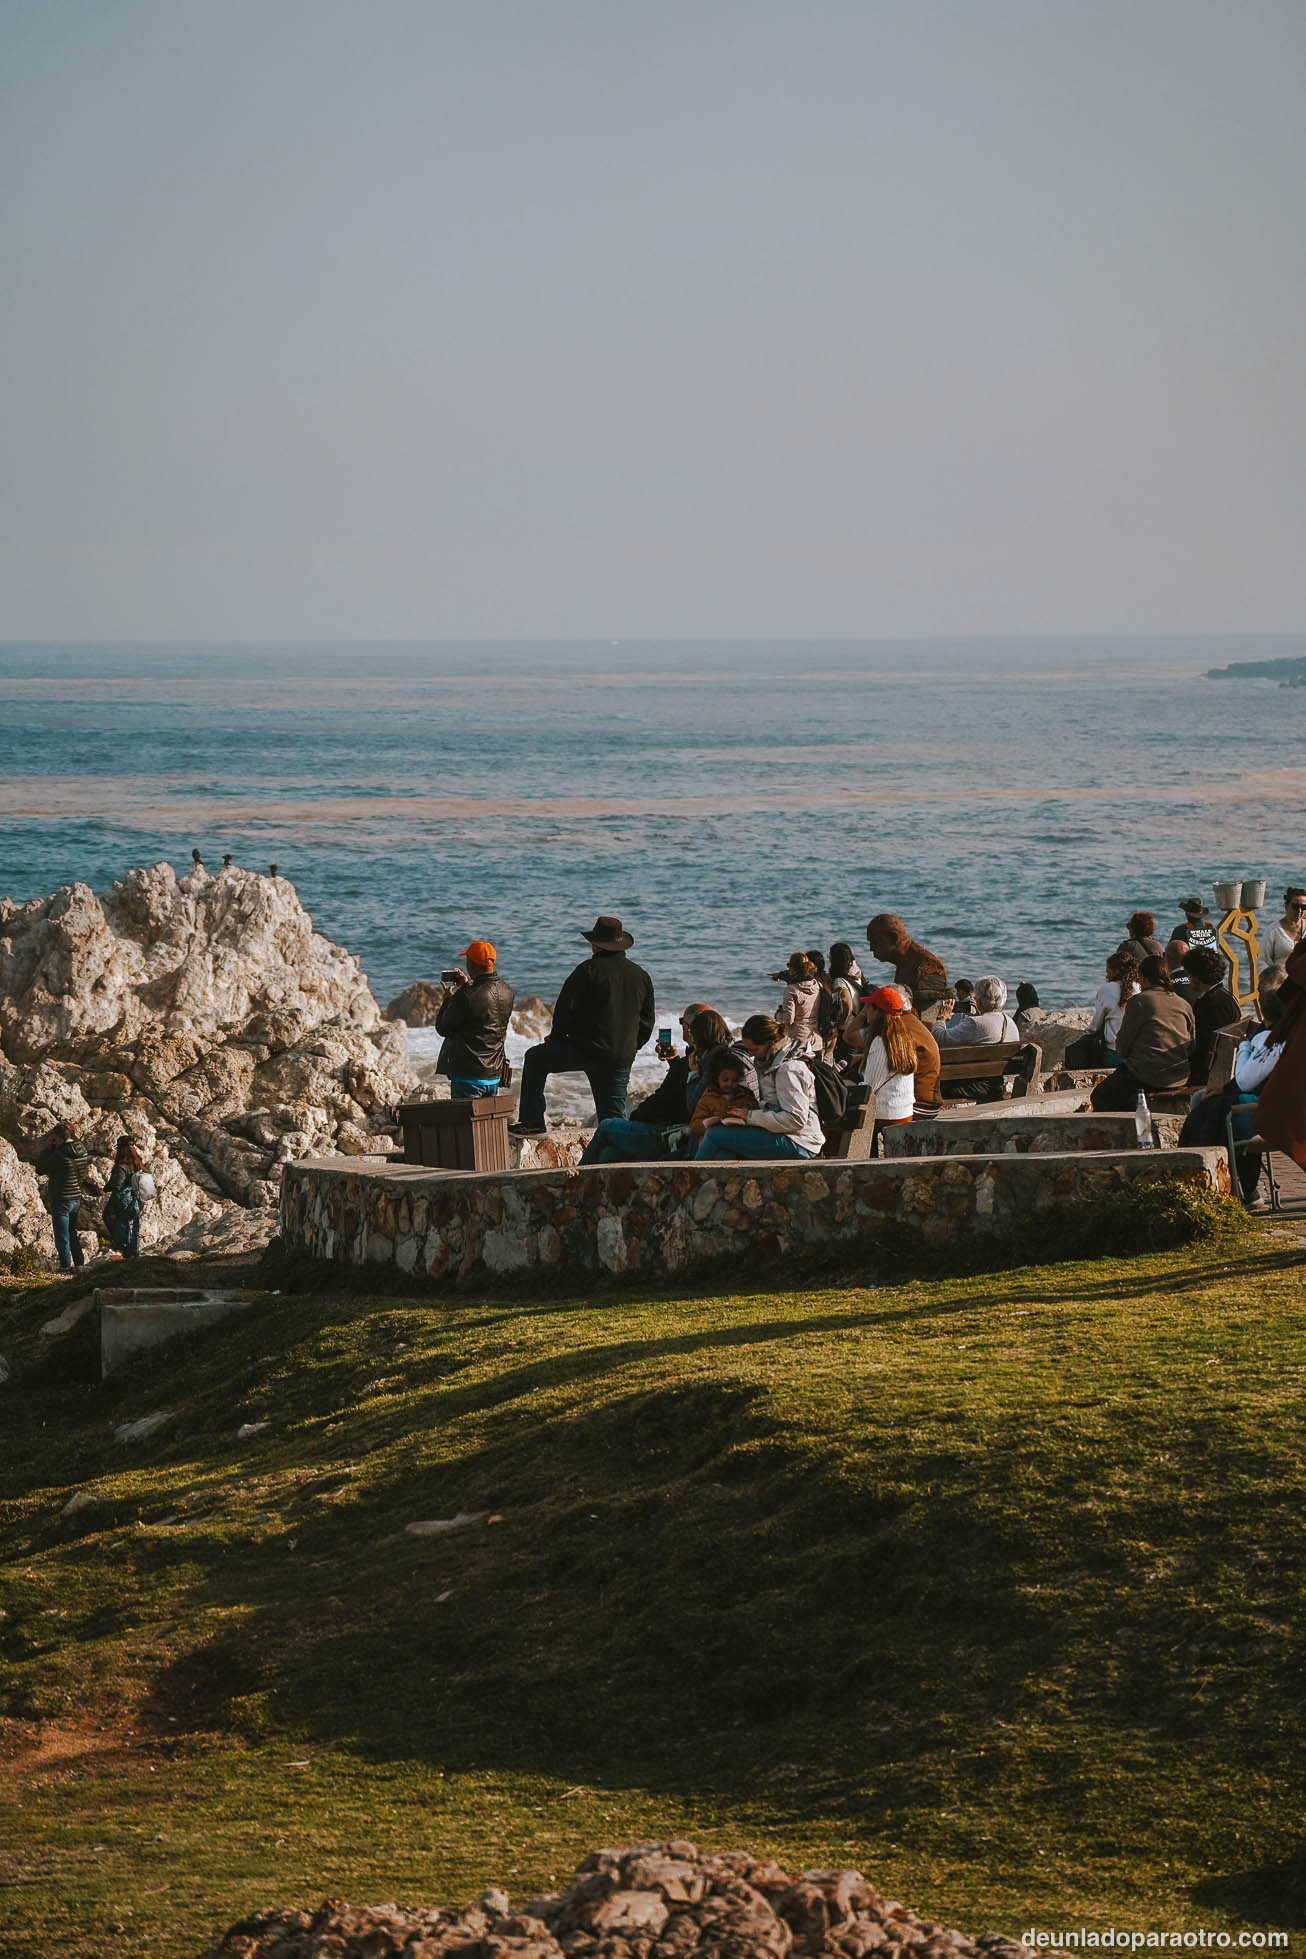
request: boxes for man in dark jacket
[434,940,515,1098]
[1182,946,1241,1085]
[511,915,656,1135]
[34,1122,91,1271]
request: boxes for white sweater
[861,1035,915,1121]
[1089,979,1138,1047]
[748,1040,825,1156]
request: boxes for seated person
[1067,951,1139,1068]
[1181,946,1240,1086]
[1118,910,1165,963]
[854,984,917,1143]
[693,1014,824,1161]
[1014,981,1040,1028]
[1090,956,1195,1111]
[582,1007,737,1164]
[933,974,1019,1046]
[843,984,942,1115]
[624,1002,713,1126]
[937,978,977,1036]
[1179,991,1289,1199]
[690,1048,758,1138]
[932,973,1021,1102]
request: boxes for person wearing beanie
[434,940,516,1099]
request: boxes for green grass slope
[2,1235,1305,1956]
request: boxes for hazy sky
[2,0,1303,639]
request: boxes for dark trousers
[50,1200,85,1271]
[517,1038,632,1129]
[1090,1064,1174,1112]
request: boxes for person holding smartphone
[433,940,515,1099]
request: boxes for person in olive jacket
[511,914,656,1136]
[34,1121,91,1271]
[434,940,516,1098]
[1090,956,1195,1111]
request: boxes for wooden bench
[936,1040,1042,1107]
[822,1084,877,1159]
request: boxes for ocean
[1,638,1302,1037]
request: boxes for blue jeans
[581,1118,676,1165]
[449,1076,502,1099]
[694,1127,812,1162]
[517,1039,631,1129]
[50,1200,85,1270]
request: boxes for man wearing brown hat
[511,915,656,1137]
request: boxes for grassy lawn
[2,1228,1304,1955]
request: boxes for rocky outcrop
[511,993,553,1042]
[0,863,416,1264]
[201,1839,1071,1959]
[383,979,447,1026]
[1015,1006,1093,1070]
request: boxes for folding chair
[1224,1100,1281,1212]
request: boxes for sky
[2,0,1304,641]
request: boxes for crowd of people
[30,887,1305,1268]
[428,887,1306,1184]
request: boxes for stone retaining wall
[885,1113,1185,1156]
[280,1147,1230,1289]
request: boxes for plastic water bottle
[1135,1092,1153,1149]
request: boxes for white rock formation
[0,863,417,1263]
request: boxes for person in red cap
[511,914,655,1136]
[843,982,942,1115]
[434,939,516,1099]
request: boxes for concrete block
[96,1287,258,1377]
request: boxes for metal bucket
[1240,879,1267,911]
[1213,880,1242,910]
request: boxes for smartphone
[657,1027,673,1054]
[440,969,462,985]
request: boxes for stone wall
[884,1112,1185,1156]
[280,1147,1230,1289]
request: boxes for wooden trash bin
[396,1093,516,1172]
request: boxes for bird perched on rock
[191,847,203,866]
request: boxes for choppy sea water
[2,639,1303,1043]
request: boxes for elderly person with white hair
[932,974,1022,1102]
[933,975,1020,1048]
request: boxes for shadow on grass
[132,1363,1306,1864]
[1191,1847,1306,1928]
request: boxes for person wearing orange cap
[843,981,942,1116]
[434,939,516,1099]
